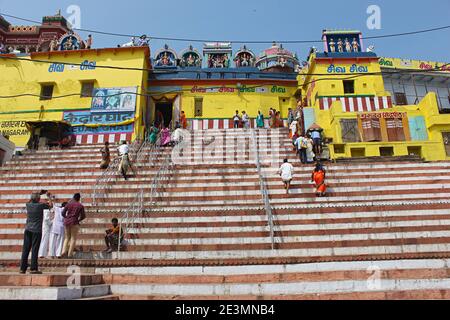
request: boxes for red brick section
[101,268,450,285]
[0,274,104,287]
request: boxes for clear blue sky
[1,0,449,62]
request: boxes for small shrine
[154,44,178,68]
[234,45,256,68]
[57,31,86,51]
[203,42,232,68]
[179,45,202,68]
[255,42,299,73]
[322,29,363,54]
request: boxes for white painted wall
[0,135,15,166]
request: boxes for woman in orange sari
[180,111,188,129]
[311,162,327,197]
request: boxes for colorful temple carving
[153,44,178,68]
[322,29,363,54]
[179,45,202,68]
[234,45,256,68]
[203,42,233,68]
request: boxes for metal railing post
[250,129,275,251]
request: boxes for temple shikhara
[0,12,450,301]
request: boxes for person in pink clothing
[161,127,172,147]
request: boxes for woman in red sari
[311,162,327,197]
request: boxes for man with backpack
[295,134,308,164]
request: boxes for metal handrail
[116,132,173,258]
[250,128,275,250]
[91,138,144,210]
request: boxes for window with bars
[80,81,95,98]
[340,119,361,143]
[394,92,408,105]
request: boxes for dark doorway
[155,102,173,128]
[0,149,5,166]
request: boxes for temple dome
[256,42,299,73]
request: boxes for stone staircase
[1,128,450,300]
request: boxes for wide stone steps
[0,259,450,300]
[99,259,450,300]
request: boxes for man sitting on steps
[104,218,125,253]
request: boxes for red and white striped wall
[189,119,289,130]
[319,96,393,112]
[75,133,133,145]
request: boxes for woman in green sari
[256,111,265,128]
[148,125,159,145]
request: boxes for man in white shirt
[38,191,55,258]
[118,141,129,156]
[278,159,294,194]
[118,141,134,180]
[295,134,308,164]
[48,202,67,258]
[233,110,241,129]
[242,111,250,129]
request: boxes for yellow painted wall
[308,94,450,161]
[298,53,450,161]
[299,53,390,105]
[179,85,298,119]
[0,48,149,147]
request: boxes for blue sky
[1,0,449,62]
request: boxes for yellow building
[298,30,450,161]
[0,46,150,148]
[148,43,300,129]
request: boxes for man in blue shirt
[311,130,322,157]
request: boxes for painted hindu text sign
[63,111,134,135]
[91,87,137,113]
[360,112,407,119]
[327,64,369,74]
[189,85,287,94]
[0,120,30,148]
[379,57,450,73]
[0,120,28,137]
[48,60,97,73]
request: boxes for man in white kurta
[278,159,294,194]
[38,208,54,258]
[48,204,66,258]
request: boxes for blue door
[303,108,316,132]
[409,116,428,141]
